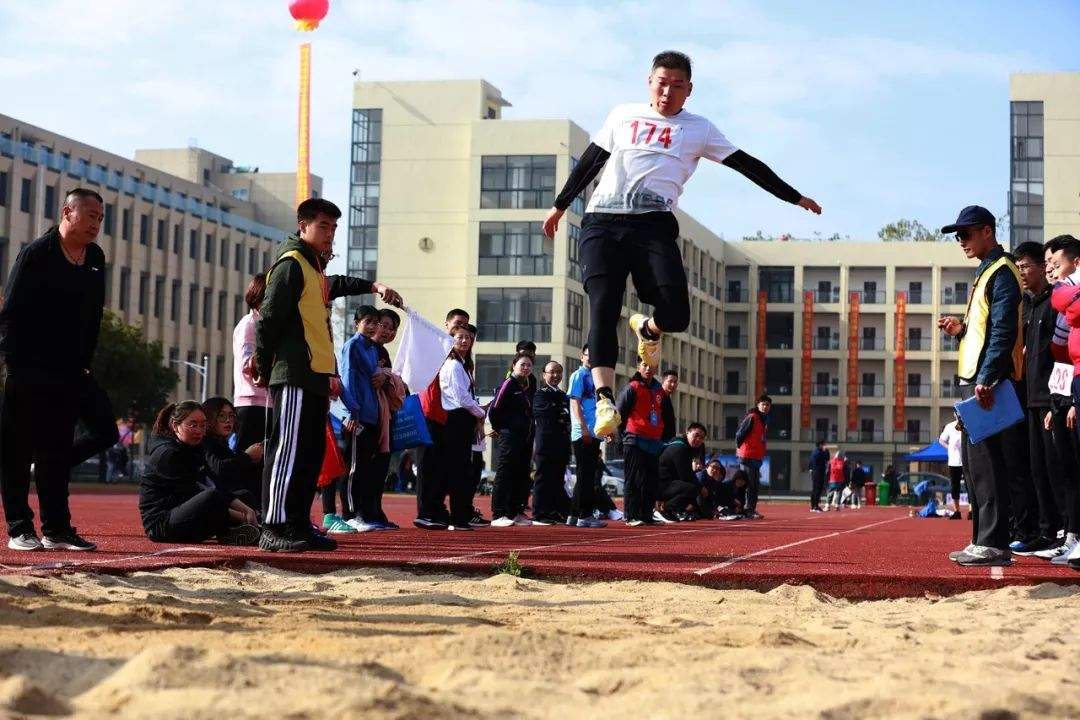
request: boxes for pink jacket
[1051,283,1080,375]
[233,311,269,407]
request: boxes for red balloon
[289,0,329,30]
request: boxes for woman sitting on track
[489,352,537,528]
[139,401,260,545]
[201,396,263,506]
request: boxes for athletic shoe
[565,516,580,526]
[380,521,401,530]
[810,507,824,513]
[491,516,515,528]
[744,511,764,520]
[7,532,42,551]
[42,528,96,552]
[652,509,677,525]
[322,514,357,534]
[512,514,533,526]
[470,508,490,527]
[626,519,646,527]
[949,511,962,520]
[629,313,660,369]
[606,509,625,522]
[948,544,976,562]
[447,525,473,531]
[258,525,310,553]
[304,527,338,552]
[593,397,621,438]
[413,517,448,530]
[345,517,378,533]
[576,518,607,528]
[718,514,743,521]
[955,546,1012,567]
[1049,536,1078,565]
[217,524,261,546]
[1010,536,1056,556]
[1064,540,1080,567]
[1034,537,1071,560]
[531,516,558,526]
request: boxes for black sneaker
[949,511,962,520]
[258,524,310,552]
[304,526,338,551]
[414,517,449,530]
[42,528,96,552]
[218,524,261,546]
[470,508,490,527]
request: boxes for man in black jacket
[658,422,707,520]
[253,198,400,552]
[807,441,829,513]
[660,370,678,442]
[0,189,106,551]
[532,361,577,525]
[1013,241,1063,553]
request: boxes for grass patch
[493,551,525,577]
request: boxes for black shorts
[579,212,686,304]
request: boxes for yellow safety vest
[957,254,1023,383]
[273,249,336,375]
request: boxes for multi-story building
[0,114,319,402]
[349,79,976,494]
[1009,72,1080,248]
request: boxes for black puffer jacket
[139,436,226,535]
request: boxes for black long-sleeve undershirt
[552,143,803,212]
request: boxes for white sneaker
[1036,537,1074,560]
[1051,538,1078,565]
[512,514,533,526]
[8,533,42,551]
[576,518,607,528]
[1065,540,1080,564]
[606,509,625,522]
[653,509,677,525]
[345,517,378,533]
[490,516,515,528]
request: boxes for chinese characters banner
[755,291,767,399]
[894,291,907,430]
[801,290,814,428]
[847,291,860,431]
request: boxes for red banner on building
[801,290,814,429]
[847,291,860,431]
[894,291,907,431]
[755,291,767,399]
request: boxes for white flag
[393,308,454,392]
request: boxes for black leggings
[949,466,963,505]
[586,275,689,370]
[149,488,232,543]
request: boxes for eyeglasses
[954,226,987,242]
[218,413,237,421]
[180,421,206,431]
[1017,262,1044,272]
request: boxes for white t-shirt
[586,103,737,214]
[939,421,963,467]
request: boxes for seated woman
[201,396,263,507]
[139,401,260,545]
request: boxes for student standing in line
[490,353,537,527]
[340,305,383,532]
[807,440,829,513]
[735,394,771,519]
[233,273,269,453]
[0,188,108,552]
[617,358,667,526]
[826,450,847,511]
[568,345,612,525]
[140,402,260,546]
[437,324,487,531]
[939,417,966,521]
[368,307,403,529]
[660,370,678,442]
[532,361,576,526]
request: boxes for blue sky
[1,0,1077,256]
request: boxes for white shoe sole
[7,540,42,551]
[41,539,96,551]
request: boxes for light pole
[170,354,210,403]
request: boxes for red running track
[2,491,1078,599]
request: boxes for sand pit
[0,564,1076,719]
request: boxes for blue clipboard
[953,381,1024,444]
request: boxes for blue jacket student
[340,332,379,426]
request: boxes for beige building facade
[0,114,320,403]
[349,79,977,493]
[1009,72,1080,248]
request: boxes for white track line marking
[990,566,1005,580]
[0,546,208,574]
[693,516,907,576]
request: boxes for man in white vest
[938,205,1022,567]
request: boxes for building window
[1010,101,1044,248]
[217,292,227,331]
[474,355,515,397]
[138,272,149,314]
[248,247,258,274]
[234,243,243,271]
[154,275,165,318]
[202,288,212,329]
[263,251,271,272]
[219,238,229,267]
[42,185,55,220]
[0,171,8,207]
[102,203,114,236]
[567,289,585,348]
[478,222,553,275]
[235,294,245,326]
[139,213,149,245]
[759,267,794,303]
[172,224,181,254]
[568,224,582,281]
[189,230,198,260]
[156,218,166,250]
[480,155,555,209]
[204,234,214,263]
[170,280,181,322]
[188,284,198,325]
[118,268,131,311]
[215,354,225,395]
[186,350,196,389]
[19,178,31,213]
[121,208,131,240]
[477,287,552,342]
[347,108,383,319]
[0,238,8,285]
[231,187,249,201]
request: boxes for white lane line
[417,525,726,566]
[693,516,908,576]
[0,546,210,574]
[990,566,1005,580]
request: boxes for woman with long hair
[139,401,260,545]
[489,352,536,527]
[437,323,487,530]
[232,273,269,452]
[201,396,263,506]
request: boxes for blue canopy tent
[903,441,947,463]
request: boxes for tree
[877,218,946,243]
[91,310,178,425]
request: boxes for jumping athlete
[544,50,821,436]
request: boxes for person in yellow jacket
[253,198,401,552]
[938,205,1022,567]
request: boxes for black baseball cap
[941,205,996,234]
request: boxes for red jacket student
[616,361,666,524]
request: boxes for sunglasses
[954,226,987,242]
